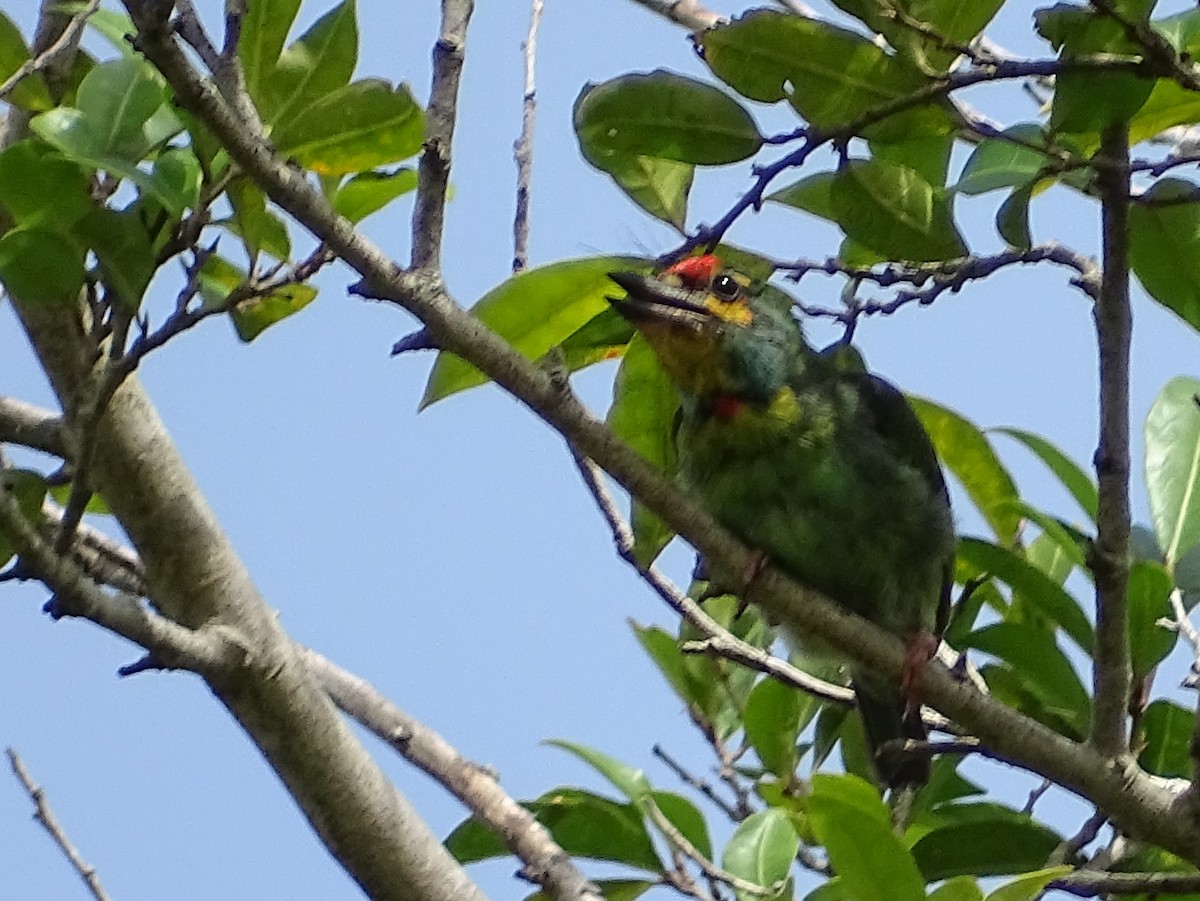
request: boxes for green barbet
[608,254,955,789]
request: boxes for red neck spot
[713,393,743,420]
[666,254,722,288]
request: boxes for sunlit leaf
[992,427,1097,521]
[722,808,800,899]
[261,0,357,129]
[1145,376,1200,567]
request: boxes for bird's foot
[900,630,938,711]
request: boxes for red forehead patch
[665,254,722,287]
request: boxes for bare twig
[412,0,473,270]
[7,749,113,901]
[1088,123,1133,758]
[0,398,66,458]
[1049,868,1200,897]
[1048,810,1108,866]
[512,0,543,272]
[0,0,98,101]
[653,744,742,822]
[625,0,723,31]
[1158,589,1200,690]
[1089,0,1200,93]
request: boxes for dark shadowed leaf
[1131,180,1200,333]
[996,182,1033,250]
[0,10,51,110]
[1145,376,1200,567]
[1128,560,1176,682]
[73,206,156,308]
[954,125,1049,195]
[0,140,92,229]
[830,0,1004,74]
[1138,699,1194,778]
[574,71,762,166]
[557,307,635,371]
[333,168,418,222]
[579,139,692,230]
[272,79,424,175]
[766,171,837,221]
[421,256,649,407]
[0,227,85,303]
[912,803,1063,879]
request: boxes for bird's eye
[712,273,740,300]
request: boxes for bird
[607,253,955,789]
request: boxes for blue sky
[3,0,1200,898]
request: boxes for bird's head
[608,254,803,404]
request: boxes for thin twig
[624,0,723,30]
[1049,867,1200,897]
[1158,589,1200,690]
[512,0,543,272]
[652,744,742,822]
[1088,123,1133,758]
[0,0,98,101]
[7,749,113,901]
[1047,809,1108,866]
[412,0,473,270]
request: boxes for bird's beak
[607,271,713,333]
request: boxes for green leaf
[77,7,138,57]
[574,71,762,166]
[260,0,358,129]
[809,775,925,901]
[996,182,1033,251]
[0,10,51,110]
[557,308,635,371]
[991,427,1097,521]
[650,791,712,860]
[333,168,418,223]
[240,0,303,105]
[446,787,662,872]
[908,398,1021,544]
[0,227,85,303]
[1131,180,1200,333]
[630,623,696,708]
[831,159,966,263]
[228,177,293,261]
[230,284,318,342]
[1138,699,1194,778]
[607,336,679,566]
[743,676,802,778]
[74,57,169,160]
[421,256,648,407]
[928,876,984,901]
[0,469,49,567]
[992,499,1088,571]
[1128,560,1176,682]
[0,140,92,229]
[912,805,1062,880]
[579,140,692,231]
[870,134,953,190]
[722,808,799,899]
[985,866,1073,901]
[957,538,1095,653]
[830,0,1004,74]
[272,78,424,175]
[701,10,956,141]
[545,739,652,801]
[961,623,1090,737]
[47,484,109,515]
[953,125,1050,195]
[73,206,156,308]
[766,171,837,221]
[1145,376,1200,567]
[1154,8,1200,53]
[152,148,202,213]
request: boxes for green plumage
[609,258,955,789]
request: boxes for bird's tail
[851,669,929,790]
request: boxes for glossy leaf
[701,10,956,141]
[260,0,357,129]
[992,427,1097,521]
[0,227,85,303]
[722,808,800,899]
[908,397,1021,544]
[446,787,662,871]
[830,0,1004,74]
[1131,180,1200,333]
[985,867,1074,901]
[421,256,648,407]
[545,739,651,801]
[230,284,318,342]
[579,140,692,230]
[607,336,679,565]
[961,623,1090,737]
[74,58,169,160]
[831,159,966,262]
[957,537,1094,653]
[954,125,1049,195]
[574,71,762,166]
[240,0,303,105]
[1128,560,1176,682]
[272,79,424,175]
[870,134,953,190]
[809,775,925,901]
[743,675,802,778]
[1145,376,1200,567]
[0,140,92,229]
[1138,699,1194,778]
[333,168,419,222]
[912,804,1063,879]
[0,10,51,110]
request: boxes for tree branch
[0,397,66,458]
[512,0,543,273]
[117,3,1200,865]
[623,0,724,31]
[1088,122,1133,758]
